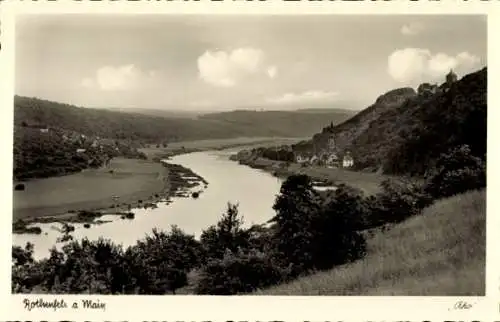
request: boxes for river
[12,149,284,260]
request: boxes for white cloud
[267,90,339,105]
[197,47,275,87]
[400,22,425,36]
[81,64,157,91]
[267,66,277,79]
[388,48,481,83]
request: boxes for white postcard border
[0,1,498,320]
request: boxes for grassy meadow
[290,163,392,195]
[13,157,168,220]
[257,189,485,295]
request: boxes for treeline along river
[12,149,284,260]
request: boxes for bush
[364,178,432,227]
[312,184,368,269]
[14,183,25,191]
[12,242,34,266]
[270,175,322,272]
[200,203,250,264]
[12,220,42,235]
[196,250,286,295]
[26,227,42,234]
[78,210,101,221]
[126,226,201,294]
[271,175,366,274]
[424,144,486,199]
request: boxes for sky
[15,14,487,111]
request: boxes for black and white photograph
[10,14,487,297]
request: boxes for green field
[257,189,485,295]
[13,157,168,220]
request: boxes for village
[290,69,459,170]
[293,135,354,169]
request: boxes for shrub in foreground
[424,144,486,199]
[364,178,432,228]
[313,185,368,269]
[196,250,286,295]
[200,203,250,264]
[271,175,367,274]
[271,175,322,272]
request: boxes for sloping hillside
[382,68,486,175]
[295,67,487,175]
[257,189,485,296]
[292,88,416,154]
[15,96,354,142]
[14,96,255,142]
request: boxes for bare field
[13,157,168,220]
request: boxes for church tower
[446,69,458,85]
[327,134,336,152]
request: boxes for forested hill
[293,67,487,176]
[14,96,355,142]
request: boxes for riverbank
[13,157,207,233]
[12,150,283,261]
[13,138,300,234]
[230,154,389,195]
[139,137,307,161]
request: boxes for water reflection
[13,150,283,260]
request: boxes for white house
[325,153,340,168]
[295,154,310,164]
[40,128,49,133]
[309,155,320,165]
[342,154,354,168]
[76,148,86,153]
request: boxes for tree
[127,226,201,294]
[365,178,432,227]
[196,249,285,295]
[200,203,250,264]
[424,144,486,198]
[12,242,34,266]
[312,185,367,269]
[270,174,322,273]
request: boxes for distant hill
[198,110,355,137]
[104,107,204,119]
[14,96,355,142]
[13,97,355,180]
[294,107,359,114]
[293,67,487,176]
